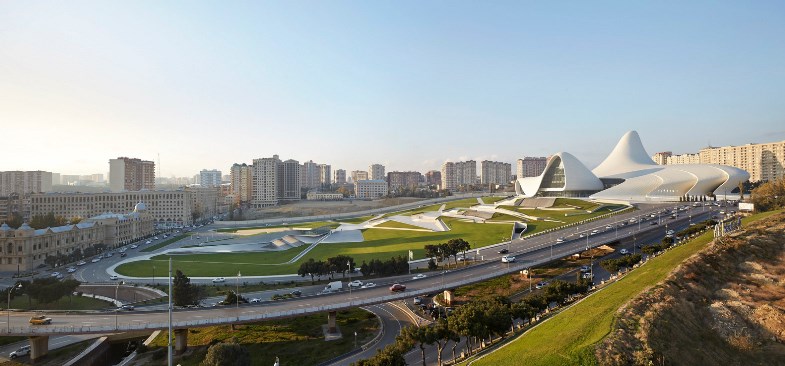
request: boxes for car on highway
[348,280,364,288]
[582,272,594,279]
[497,248,509,254]
[118,304,134,311]
[666,230,675,236]
[620,249,630,255]
[77,261,87,266]
[120,252,127,257]
[110,275,119,280]
[556,237,565,243]
[361,282,376,289]
[606,225,613,230]
[249,298,262,303]
[580,265,590,273]
[412,274,427,280]
[212,277,226,283]
[590,230,599,235]
[9,345,30,359]
[389,283,406,292]
[29,315,52,325]
[535,282,547,289]
[501,255,516,263]
[290,290,302,297]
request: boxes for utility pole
[168,258,173,366]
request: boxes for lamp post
[115,281,123,329]
[236,271,241,309]
[347,260,352,296]
[7,283,21,332]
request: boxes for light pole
[347,260,352,296]
[168,258,173,366]
[115,281,123,329]
[236,271,241,309]
[7,283,21,332]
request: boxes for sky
[2,1,785,177]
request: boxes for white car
[77,261,87,266]
[580,265,590,273]
[50,272,61,277]
[556,238,565,243]
[109,275,118,280]
[145,240,152,245]
[212,277,226,283]
[249,298,262,303]
[412,274,427,280]
[91,258,100,263]
[666,230,675,236]
[153,237,159,240]
[348,280,364,288]
[130,244,139,249]
[590,230,599,235]
[535,282,547,289]
[501,255,516,263]
[106,253,113,257]
[360,282,376,289]
[9,345,30,359]
[67,267,76,273]
[620,249,630,255]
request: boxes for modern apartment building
[278,159,301,202]
[480,161,511,185]
[441,162,457,190]
[230,163,253,204]
[351,170,369,182]
[29,189,223,227]
[334,169,347,184]
[666,153,701,165]
[387,171,422,192]
[318,164,332,186]
[355,179,389,199]
[651,152,672,165]
[698,141,785,182]
[424,170,441,186]
[109,157,155,192]
[516,157,548,178]
[199,169,222,187]
[0,171,53,197]
[441,161,477,190]
[0,194,30,223]
[252,156,280,208]
[300,160,321,189]
[369,164,385,181]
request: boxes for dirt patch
[244,197,425,220]
[595,213,785,366]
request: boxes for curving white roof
[592,130,659,179]
[515,152,604,198]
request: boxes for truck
[322,281,342,293]
[29,315,52,325]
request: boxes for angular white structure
[514,131,750,202]
[515,152,604,198]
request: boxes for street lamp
[347,260,352,297]
[115,281,124,329]
[236,271,241,309]
[7,283,22,332]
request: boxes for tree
[201,342,251,366]
[738,180,745,200]
[172,270,199,306]
[751,177,785,211]
[427,258,438,270]
[402,325,433,366]
[298,259,328,284]
[327,255,355,278]
[2,212,24,229]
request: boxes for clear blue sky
[2,1,784,177]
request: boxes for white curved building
[514,131,750,202]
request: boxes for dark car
[389,284,406,292]
[290,290,302,297]
[497,248,509,254]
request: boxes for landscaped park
[113,197,630,278]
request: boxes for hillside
[596,213,785,366]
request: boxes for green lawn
[8,294,115,310]
[551,198,599,210]
[338,215,376,224]
[481,196,507,204]
[442,198,483,211]
[147,308,379,366]
[472,210,779,366]
[141,234,188,252]
[215,221,340,233]
[116,218,512,277]
[487,213,522,222]
[374,220,430,230]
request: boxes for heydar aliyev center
[514,131,749,202]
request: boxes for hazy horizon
[2,1,784,176]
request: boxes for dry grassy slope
[596,213,785,366]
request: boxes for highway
[1,202,725,336]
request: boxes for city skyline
[2,1,785,176]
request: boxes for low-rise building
[305,191,344,201]
[354,180,388,199]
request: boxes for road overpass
[2,203,721,360]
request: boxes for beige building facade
[0,171,53,197]
[109,157,155,192]
[355,179,388,199]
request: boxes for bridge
[4,204,718,360]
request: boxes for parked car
[348,280,364,288]
[77,261,87,266]
[91,258,100,263]
[501,255,516,263]
[212,277,226,283]
[412,274,427,280]
[67,267,76,273]
[29,315,52,325]
[145,240,152,245]
[413,297,423,305]
[50,272,61,277]
[389,283,406,292]
[153,237,159,240]
[9,345,30,359]
[130,244,139,249]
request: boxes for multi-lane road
[2,202,728,336]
